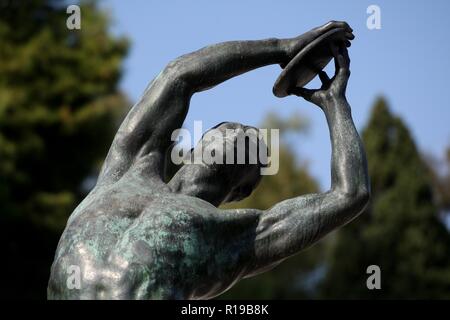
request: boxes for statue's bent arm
[250,101,369,275]
[227,47,370,278]
[96,21,352,186]
[97,38,288,186]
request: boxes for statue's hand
[290,43,350,108]
[281,21,354,67]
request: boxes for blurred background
[1,0,450,299]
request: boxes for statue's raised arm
[235,44,370,278]
[96,21,353,186]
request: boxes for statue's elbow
[164,58,192,85]
[340,187,370,214]
[165,58,183,74]
[356,187,370,212]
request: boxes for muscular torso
[48,170,257,300]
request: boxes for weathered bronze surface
[48,21,369,300]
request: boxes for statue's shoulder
[137,193,220,229]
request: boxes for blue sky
[103,0,450,189]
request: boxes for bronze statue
[48,21,369,299]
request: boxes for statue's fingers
[318,71,330,85]
[336,67,350,89]
[316,21,352,36]
[336,45,348,71]
[339,21,353,32]
[317,21,336,33]
[330,43,340,74]
[328,21,353,33]
[290,87,315,101]
[345,32,355,40]
[341,45,351,68]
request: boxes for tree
[320,97,450,299]
[221,112,325,299]
[0,0,129,298]
[427,147,450,217]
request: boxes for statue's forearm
[323,97,369,197]
[98,38,290,185]
[250,96,369,269]
[167,38,287,92]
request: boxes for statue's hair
[199,122,268,203]
[168,122,268,205]
[194,121,267,184]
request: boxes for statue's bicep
[251,194,329,268]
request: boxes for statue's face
[168,122,266,206]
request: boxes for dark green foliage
[0,0,129,299]
[428,148,450,215]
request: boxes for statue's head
[168,122,267,206]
